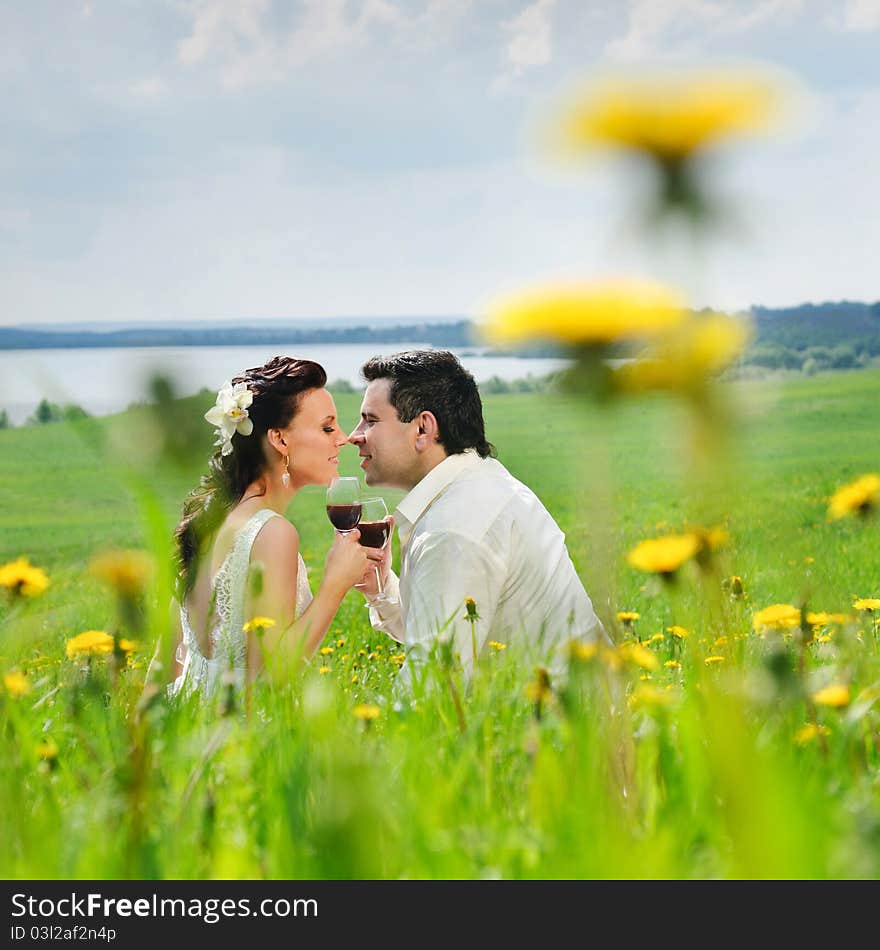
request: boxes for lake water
[0,343,571,425]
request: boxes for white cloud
[176,0,477,87]
[839,0,880,30]
[504,0,557,72]
[605,0,806,61]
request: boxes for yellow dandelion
[336,637,346,647]
[616,611,640,623]
[350,675,359,685]
[484,278,686,348]
[3,670,31,698]
[390,653,406,667]
[318,666,331,675]
[667,625,690,639]
[568,640,598,662]
[629,683,676,709]
[36,740,59,760]
[704,655,726,665]
[727,575,745,597]
[812,683,850,708]
[243,616,276,634]
[627,533,699,576]
[0,557,50,598]
[557,69,783,162]
[853,598,880,611]
[488,641,507,651]
[89,549,152,595]
[664,660,682,670]
[319,646,334,655]
[794,723,830,747]
[615,315,752,394]
[752,604,801,632]
[525,667,553,703]
[806,612,850,629]
[827,473,880,521]
[65,629,115,659]
[353,704,380,721]
[618,642,660,672]
[117,639,138,654]
[647,633,665,645]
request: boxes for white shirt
[368,450,608,682]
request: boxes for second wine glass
[356,496,392,602]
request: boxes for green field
[1,368,879,878]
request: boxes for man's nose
[348,427,364,444]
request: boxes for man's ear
[414,411,440,451]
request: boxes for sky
[1,0,878,327]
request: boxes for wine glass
[356,496,392,602]
[326,476,362,535]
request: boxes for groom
[348,349,608,682]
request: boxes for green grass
[1,369,879,878]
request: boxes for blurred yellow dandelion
[36,740,59,760]
[118,639,138,654]
[319,646,334,655]
[627,533,699,575]
[243,616,276,634]
[812,683,850,708]
[484,278,686,348]
[557,69,783,161]
[828,473,880,520]
[853,598,880,611]
[806,612,850,628]
[618,642,660,671]
[617,611,640,624]
[629,683,676,709]
[704,655,726,665]
[615,315,752,394]
[664,660,682,670]
[568,640,598,662]
[667,625,690,639]
[65,630,115,659]
[0,557,49,598]
[336,637,346,647]
[488,641,507,651]
[3,670,31,698]
[752,604,801,632]
[318,666,331,675]
[353,703,380,721]
[89,549,152,595]
[525,667,553,703]
[794,723,830,746]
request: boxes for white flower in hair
[204,380,254,456]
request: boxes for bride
[167,355,373,700]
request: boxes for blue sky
[1,0,878,326]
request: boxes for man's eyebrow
[361,410,378,419]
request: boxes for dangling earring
[281,454,291,488]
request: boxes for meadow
[1,367,879,879]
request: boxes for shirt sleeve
[366,570,404,644]
[402,529,507,681]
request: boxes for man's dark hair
[361,350,495,458]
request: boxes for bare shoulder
[251,514,299,562]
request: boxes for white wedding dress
[169,508,313,701]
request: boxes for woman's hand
[322,529,371,597]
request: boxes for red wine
[358,520,389,549]
[327,504,362,531]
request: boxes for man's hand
[356,516,394,597]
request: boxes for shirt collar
[394,449,483,548]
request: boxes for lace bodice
[169,509,313,701]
